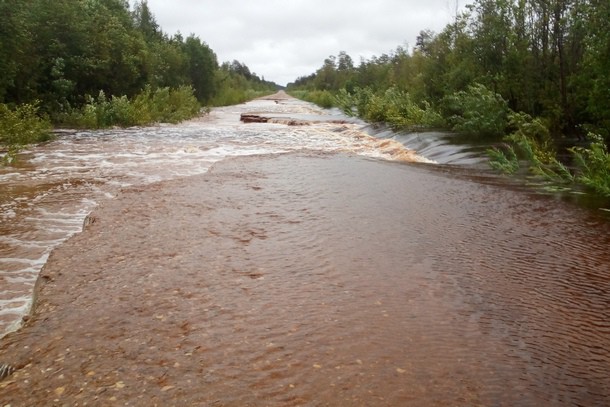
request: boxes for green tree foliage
[442,83,509,138]
[211,61,279,106]
[576,0,610,136]
[289,0,607,141]
[183,36,218,103]
[0,0,278,140]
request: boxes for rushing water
[1,94,609,405]
[0,95,431,336]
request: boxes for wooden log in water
[240,114,270,123]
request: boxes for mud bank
[1,152,609,406]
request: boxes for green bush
[0,103,52,146]
[289,90,335,109]
[59,86,201,128]
[487,111,573,183]
[505,112,572,182]
[489,114,610,197]
[334,88,357,116]
[570,134,610,196]
[443,83,509,139]
[332,86,443,130]
[209,88,266,107]
[381,87,443,129]
[0,102,52,164]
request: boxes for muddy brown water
[1,93,609,405]
[0,93,427,337]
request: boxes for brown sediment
[1,152,609,406]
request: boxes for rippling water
[0,95,430,335]
[1,94,609,405]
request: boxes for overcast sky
[141,0,461,86]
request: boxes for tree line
[0,0,278,155]
[288,0,610,197]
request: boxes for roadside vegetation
[287,0,610,197]
[0,103,52,164]
[0,0,278,162]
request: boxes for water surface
[0,94,609,405]
[0,95,425,334]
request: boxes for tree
[0,0,30,103]
[133,0,161,42]
[183,35,217,103]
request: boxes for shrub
[488,111,573,183]
[163,86,203,122]
[333,86,443,129]
[570,134,610,196]
[487,144,519,174]
[211,88,272,107]
[334,88,356,116]
[289,90,335,109]
[0,102,52,164]
[58,86,201,128]
[0,103,52,146]
[130,85,200,124]
[443,83,509,139]
[381,87,443,129]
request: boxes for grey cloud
[143,0,458,85]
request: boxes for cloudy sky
[142,0,461,86]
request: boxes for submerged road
[0,93,609,405]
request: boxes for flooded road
[1,93,609,405]
[0,93,424,335]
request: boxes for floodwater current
[1,93,609,405]
[0,95,427,335]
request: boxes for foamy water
[0,96,429,336]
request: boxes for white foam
[3,275,38,284]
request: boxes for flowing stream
[1,94,609,405]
